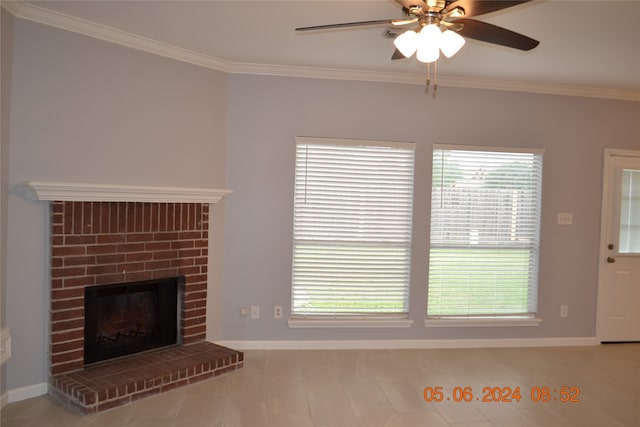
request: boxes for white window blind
[428,145,543,318]
[292,137,415,318]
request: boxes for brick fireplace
[28,183,242,413]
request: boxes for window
[291,137,415,319]
[619,169,640,253]
[428,145,543,318]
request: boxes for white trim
[424,317,542,327]
[27,182,232,204]
[432,144,545,155]
[2,1,639,102]
[595,148,640,342]
[287,318,414,328]
[7,382,48,404]
[296,136,415,150]
[1,0,232,72]
[218,337,598,351]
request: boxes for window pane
[619,169,640,253]
[428,147,543,317]
[292,138,415,317]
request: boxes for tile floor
[2,343,639,426]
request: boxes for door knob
[607,257,616,263]
[608,243,614,250]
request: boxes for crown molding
[2,0,232,72]
[27,182,232,204]
[3,0,639,102]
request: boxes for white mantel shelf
[27,182,232,204]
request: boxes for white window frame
[289,137,415,328]
[425,144,544,327]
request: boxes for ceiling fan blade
[455,18,539,51]
[391,49,407,60]
[296,19,410,32]
[443,0,533,17]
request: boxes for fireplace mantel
[27,181,232,204]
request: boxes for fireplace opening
[84,276,183,365]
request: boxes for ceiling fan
[295,0,539,92]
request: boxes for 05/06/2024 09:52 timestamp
[423,386,581,403]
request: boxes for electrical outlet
[251,305,260,319]
[560,305,569,318]
[274,305,283,319]
[557,212,573,225]
[240,307,248,317]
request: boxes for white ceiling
[14,1,640,99]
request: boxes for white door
[596,149,640,342]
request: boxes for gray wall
[5,18,228,391]
[1,7,15,398]
[4,11,640,395]
[223,74,640,341]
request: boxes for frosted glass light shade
[393,30,418,58]
[416,24,441,63]
[440,30,465,58]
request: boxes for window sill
[424,317,543,328]
[288,318,414,328]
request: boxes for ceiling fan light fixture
[440,29,465,58]
[393,29,418,58]
[416,24,441,63]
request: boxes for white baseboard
[6,382,48,404]
[218,337,599,351]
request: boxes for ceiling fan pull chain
[425,63,431,94]
[433,60,438,98]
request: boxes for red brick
[51,339,83,354]
[52,246,86,257]
[63,276,95,288]
[151,204,160,232]
[117,262,145,273]
[87,265,117,275]
[145,241,171,251]
[126,233,154,243]
[51,329,84,344]
[87,245,117,255]
[178,249,200,258]
[64,255,96,266]
[52,267,86,278]
[51,298,83,311]
[95,273,127,285]
[167,204,175,232]
[152,269,178,279]
[179,231,201,240]
[51,308,84,322]
[97,234,126,244]
[52,318,85,332]
[73,202,83,234]
[100,203,111,233]
[153,250,178,260]
[96,254,126,264]
[177,266,200,276]
[92,202,102,234]
[117,243,145,253]
[145,260,171,270]
[154,232,179,241]
[52,288,84,300]
[126,252,153,262]
[171,240,194,249]
[125,271,154,282]
[51,360,83,376]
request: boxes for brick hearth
[50,342,243,414]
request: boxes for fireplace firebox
[84,276,182,364]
